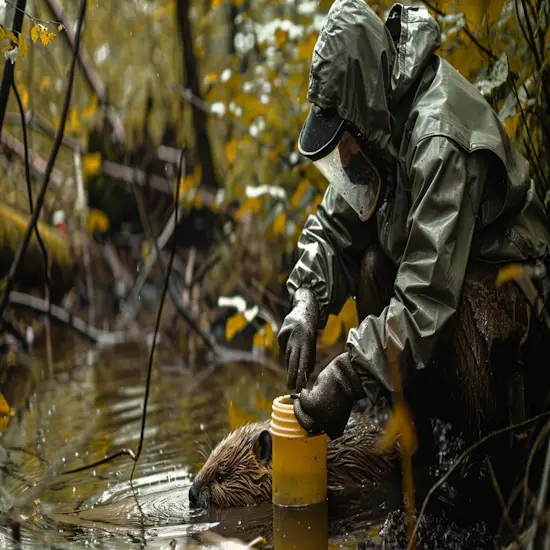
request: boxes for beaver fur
[189,412,397,508]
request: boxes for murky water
[0,340,496,549]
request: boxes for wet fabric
[285,0,550,406]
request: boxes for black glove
[293,352,366,440]
[277,288,319,392]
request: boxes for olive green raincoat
[286,0,550,400]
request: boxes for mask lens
[312,141,382,222]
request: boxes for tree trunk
[176,0,219,191]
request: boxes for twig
[409,411,550,548]
[526,425,550,550]
[486,456,520,539]
[0,0,27,134]
[0,130,66,188]
[12,76,54,378]
[42,0,125,141]
[63,149,187,479]
[130,148,185,482]
[130,171,219,353]
[0,0,87,329]
[7,291,126,346]
[1,313,29,352]
[10,82,50,290]
[73,149,95,326]
[421,0,499,61]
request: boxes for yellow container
[273,500,328,549]
[270,395,328,507]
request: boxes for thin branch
[43,0,125,141]
[11,81,50,288]
[422,0,499,61]
[0,0,27,133]
[7,291,126,347]
[0,0,88,329]
[62,149,187,479]
[130,148,185,483]
[409,411,550,549]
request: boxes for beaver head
[189,421,272,508]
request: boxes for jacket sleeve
[286,183,376,327]
[347,136,488,399]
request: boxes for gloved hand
[293,352,366,440]
[277,288,319,392]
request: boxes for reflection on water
[0,341,494,549]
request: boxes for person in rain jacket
[278,0,550,443]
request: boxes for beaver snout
[188,482,200,508]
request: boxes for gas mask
[298,104,382,222]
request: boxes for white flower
[4,47,19,64]
[220,68,232,83]
[210,102,225,117]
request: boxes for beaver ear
[254,430,272,466]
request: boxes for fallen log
[0,204,75,299]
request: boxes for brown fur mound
[190,413,398,508]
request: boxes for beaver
[188,412,398,508]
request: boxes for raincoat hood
[307,0,441,161]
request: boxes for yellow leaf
[503,112,521,138]
[58,24,64,31]
[225,139,237,166]
[31,25,40,43]
[212,0,224,9]
[17,33,28,57]
[263,323,275,348]
[83,94,98,119]
[0,392,9,432]
[4,29,18,44]
[320,314,342,346]
[339,297,359,332]
[378,401,417,455]
[0,26,5,41]
[309,193,323,215]
[298,33,318,61]
[82,152,102,177]
[496,264,524,286]
[226,312,248,341]
[86,208,110,234]
[253,324,275,349]
[141,240,152,260]
[253,329,265,348]
[39,76,51,92]
[291,179,310,209]
[70,107,80,133]
[192,192,203,209]
[18,82,28,108]
[275,28,288,48]
[236,197,261,220]
[272,211,287,237]
[39,29,56,47]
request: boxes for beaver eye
[216,472,226,483]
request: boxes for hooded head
[298,0,441,220]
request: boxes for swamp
[0,0,550,548]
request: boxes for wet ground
[0,338,497,549]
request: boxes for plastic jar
[270,395,328,506]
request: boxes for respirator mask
[297,104,382,222]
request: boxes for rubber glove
[293,352,366,440]
[277,288,319,392]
